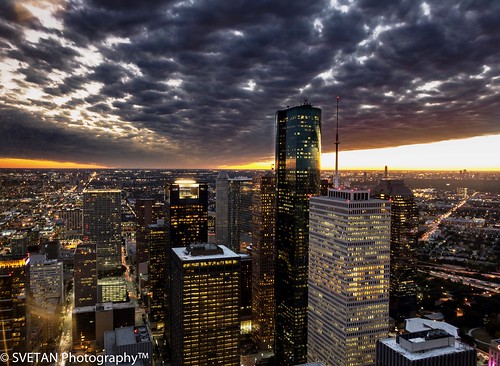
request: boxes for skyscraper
[166,180,208,248]
[215,171,230,246]
[74,243,97,307]
[83,189,122,277]
[251,172,276,350]
[308,189,391,366]
[216,174,254,253]
[0,255,30,355]
[135,198,156,275]
[275,103,321,365]
[372,178,418,322]
[147,221,168,329]
[170,243,240,366]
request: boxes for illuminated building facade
[0,255,29,354]
[170,244,240,366]
[308,189,390,366]
[251,172,276,350]
[166,180,208,248]
[74,243,97,307]
[490,339,500,366]
[275,103,321,365]
[97,277,128,303]
[56,208,82,232]
[30,254,64,304]
[216,174,254,253]
[371,179,418,322]
[83,189,122,277]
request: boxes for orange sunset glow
[0,158,108,169]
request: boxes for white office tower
[308,189,391,366]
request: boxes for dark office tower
[217,173,254,253]
[147,221,168,329]
[215,171,230,246]
[74,243,97,307]
[83,189,122,277]
[239,254,252,323]
[372,179,419,322]
[135,198,156,273]
[320,178,332,196]
[275,103,321,365]
[252,172,276,350]
[166,180,208,248]
[171,244,240,366]
[0,255,29,355]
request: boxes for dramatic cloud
[1,0,499,168]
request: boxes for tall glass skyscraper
[275,103,321,365]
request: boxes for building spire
[334,96,340,189]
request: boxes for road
[58,287,74,366]
[420,192,477,241]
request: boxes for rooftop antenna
[334,96,340,189]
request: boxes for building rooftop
[405,318,459,338]
[379,336,473,361]
[172,244,239,261]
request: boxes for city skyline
[1,0,499,171]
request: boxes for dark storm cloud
[1,0,500,167]
[0,107,184,167]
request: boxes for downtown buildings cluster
[0,102,492,366]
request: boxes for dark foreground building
[170,243,240,366]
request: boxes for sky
[0,0,499,170]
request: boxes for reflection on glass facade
[275,103,321,365]
[308,189,390,366]
[372,179,419,322]
[170,244,240,366]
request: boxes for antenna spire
[334,96,340,189]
